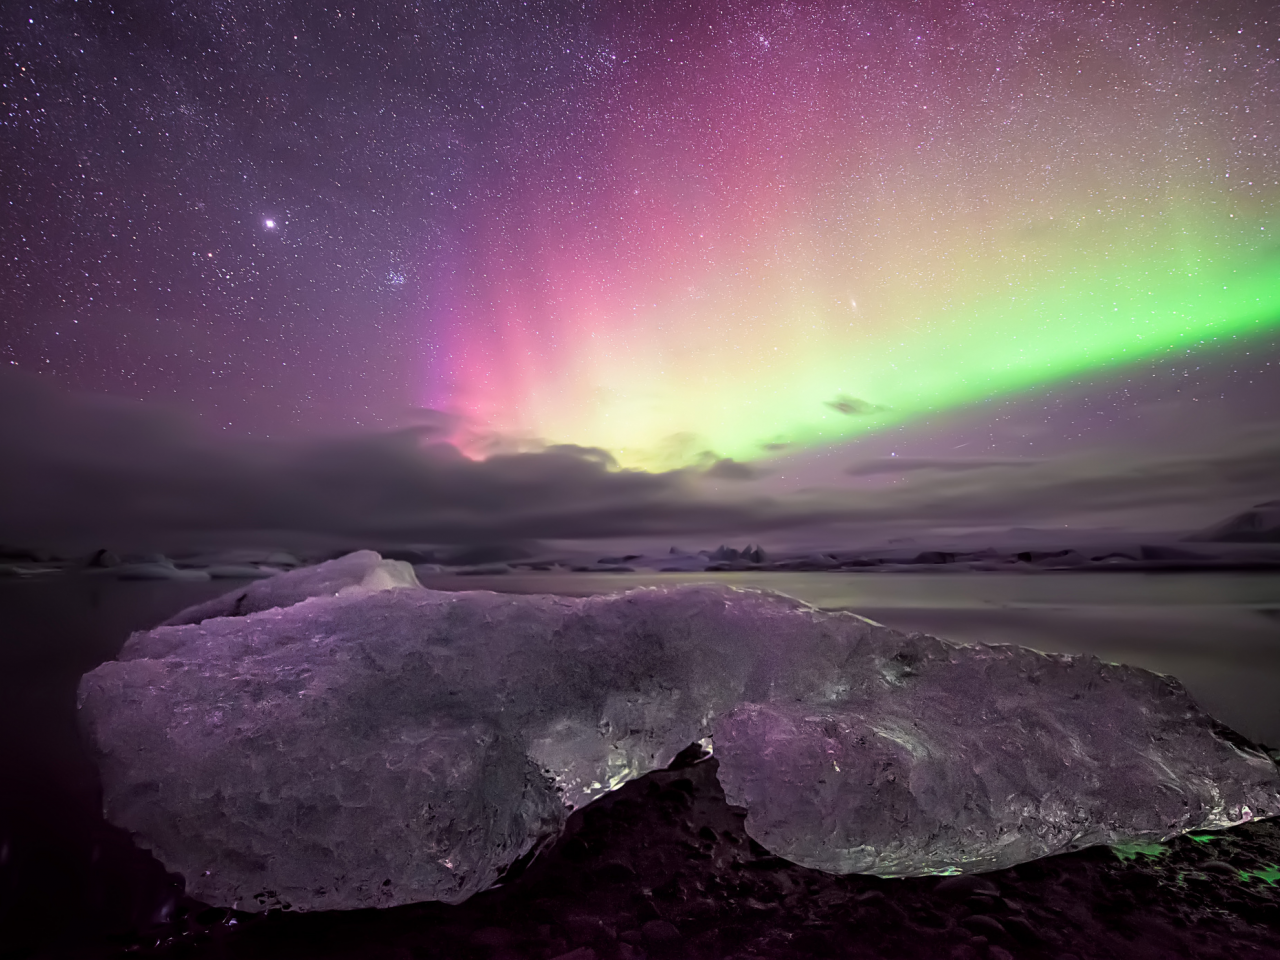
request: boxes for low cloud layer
[846,457,1041,477]
[836,436,1280,529]
[2,371,1278,552]
[0,371,805,550]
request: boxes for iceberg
[77,554,1280,911]
[1188,499,1280,543]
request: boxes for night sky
[3,0,1280,548]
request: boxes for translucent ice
[712,637,1280,877]
[159,549,419,626]
[78,562,1280,911]
[83,583,786,909]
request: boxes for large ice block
[77,561,1280,911]
[82,582,792,909]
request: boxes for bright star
[264,219,276,229]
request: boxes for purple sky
[2,0,1278,549]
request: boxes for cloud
[825,394,889,416]
[2,370,1277,551]
[830,432,1280,529]
[846,457,1041,477]
[0,370,804,550]
[704,458,760,481]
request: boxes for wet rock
[594,861,638,884]
[548,947,596,960]
[960,914,1008,938]
[469,926,515,948]
[1002,915,1043,943]
[935,876,1002,897]
[1198,860,1240,877]
[640,918,681,945]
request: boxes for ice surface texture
[78,555,1280,911]
[713,647,1277,877]
[158,549,418,626]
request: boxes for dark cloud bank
[846,457,1041,477]
[2,371,1278,553]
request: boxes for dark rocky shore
[6,746,1277,960]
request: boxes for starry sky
[3,0,1280,547]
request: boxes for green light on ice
[1188,832,1222,843]
[1241,864,1280,886]
[1110,842,1168,863]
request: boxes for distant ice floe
[1188,499,1280,543]
[77,553,1280,911]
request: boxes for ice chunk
[159,549,420,626]
[81,654,564,910]
[78,573,1280,912]
[713,637,1280,877]
[1188,499,1280,542]
[82,584,792,909]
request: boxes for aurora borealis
[3,0,1280,479]
[421,3,1280,467]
